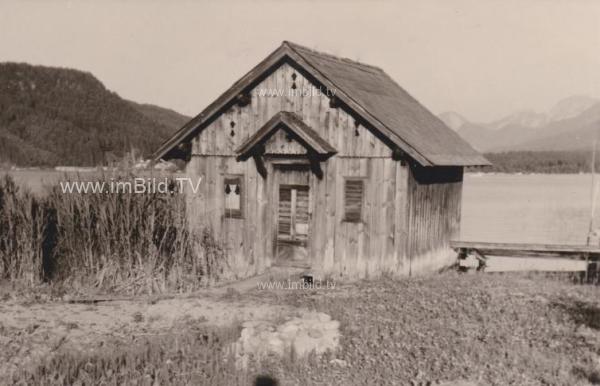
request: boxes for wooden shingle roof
[153,41,489,167]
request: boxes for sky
[1,0,599,122]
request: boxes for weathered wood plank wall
[318,157,410,278]
[406,166,463,274]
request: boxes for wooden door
[275,166,311,267]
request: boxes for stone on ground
[234,311,340,366]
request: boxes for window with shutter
[224,176,243,218]
[344,178,364,222]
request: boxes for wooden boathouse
[153,41,490,279]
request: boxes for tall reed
[0,173,225,293]
[0,176,45,285]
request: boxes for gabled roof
[152,41,490,167]
[235,111,336,161]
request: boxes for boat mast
[588,139,598,246]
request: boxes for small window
[224,176,243,218]
[344,178,364,222]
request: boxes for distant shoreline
[477,150,599,174]
[465,172,598,178]
[3,150,597,175]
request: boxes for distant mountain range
[439,95,600,152]
[0,63,189,167]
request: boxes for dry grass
[12,326,252,386]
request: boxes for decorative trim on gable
[235,111,337,162]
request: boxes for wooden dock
[450,241,600,275]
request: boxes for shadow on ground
[254,375,278,386]
[553,299,600,330]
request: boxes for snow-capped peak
[438,111,469,131]
[487,110,548,130]
[548,95,599,122]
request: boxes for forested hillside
[0,63,189,167]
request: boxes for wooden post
[456,248,468,273]
[584,253,591,284]
[473,249,487,272]
[252,154,267,178]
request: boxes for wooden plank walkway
[450,241,600,277]
[450,241,600,259]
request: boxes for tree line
[476,150,599,174]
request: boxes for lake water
[4,170,599,271]
[461,173,599,271]
[3,169,74,195]
[462,173,599,245]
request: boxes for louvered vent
[278,187,292,235]
[344,179,363,222]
